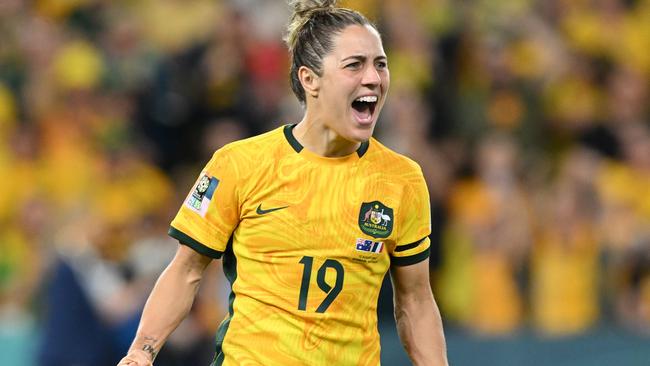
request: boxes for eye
[376,60,388,70]
[345,61,361,70]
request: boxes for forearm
[127,256,205,361]
[394,292,448,366]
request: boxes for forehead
[329,24,385,60]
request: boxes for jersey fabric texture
[169,124,431,366]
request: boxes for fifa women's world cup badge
[358,201,394,238]
[186,173,220,217]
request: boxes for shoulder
[219,126,285,155]
[209,125,287,168]
[365,138,424,177]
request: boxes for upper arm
[391,165,432,266]
[390,258,432,300]
[169,244,213,280]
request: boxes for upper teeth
[355,96,378,103]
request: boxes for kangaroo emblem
[359,201,394,238]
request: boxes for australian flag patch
[356,238,384,254]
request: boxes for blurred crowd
[0,0,649,365]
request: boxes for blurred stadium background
[0,0,649,365]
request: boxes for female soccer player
[118,1,447,365]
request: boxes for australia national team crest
[359,201,394,238]
[186,173,219,217]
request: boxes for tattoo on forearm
[142,337,158,360]
[142,344,157,359]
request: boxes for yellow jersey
[169,124,431,366]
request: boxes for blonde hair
[284,0,375,104]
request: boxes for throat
[292,121,361,157]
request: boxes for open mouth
[351,95,378,123]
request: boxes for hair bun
[289,0,337,15]
[285,0,339,51]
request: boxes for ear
[298,66,320,98]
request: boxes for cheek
[331,91,349,112]
[382,71,390,89]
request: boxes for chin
[348,123,376,142]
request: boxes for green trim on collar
[283,124,304,153]
[283,124,370,157]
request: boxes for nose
[362,65,381,87]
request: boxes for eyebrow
[341,55,388,63]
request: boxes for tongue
[352,102,372,122]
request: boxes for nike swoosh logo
[256,204,289,215]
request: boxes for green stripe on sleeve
[394,238,425,253]
[168,226,224,259]
[390,247,430,267]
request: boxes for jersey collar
[283,124,370,158]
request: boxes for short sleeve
[390,167,431,266]
[169,148,241,258]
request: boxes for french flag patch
[356,238,384,254]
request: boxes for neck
[293,113,361,157]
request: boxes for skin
[117,245,211,366]
[391,259,449,366]
[118,23,447,366]
[293,24,389,157]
